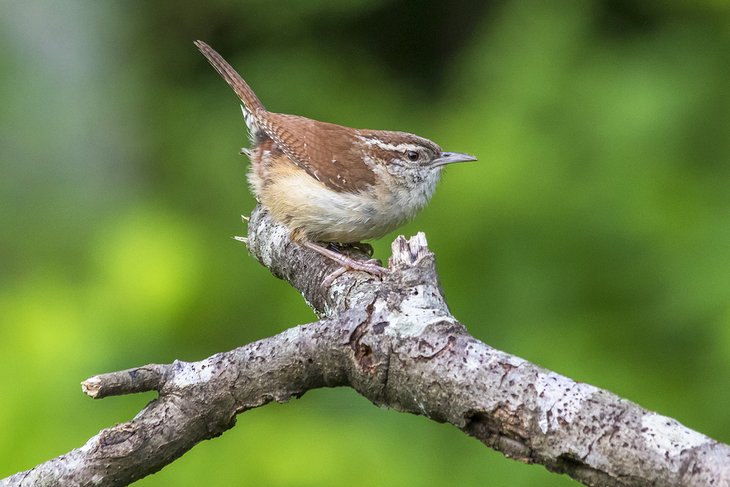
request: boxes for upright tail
[195,40,266,118]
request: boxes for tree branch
[3,205,729,487]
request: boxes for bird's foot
[302,241,389,287]
[321,258,387,288]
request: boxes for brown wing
[261,113,376,193]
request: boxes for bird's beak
[431,151,478,168]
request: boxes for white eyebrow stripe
[357,137,423,153]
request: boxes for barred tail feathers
[194,40,265,120]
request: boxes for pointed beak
[431,151,478,168]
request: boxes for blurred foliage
[1,0,729,485]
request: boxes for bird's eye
[406,150,419,162]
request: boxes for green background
[2,1,729,485]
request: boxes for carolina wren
[195,41,476,280]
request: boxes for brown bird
[195,41,476,282]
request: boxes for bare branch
[82,365,168,399]
[3,205,729,487]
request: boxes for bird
[195,40,476,283]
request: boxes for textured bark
[2,205,729,487]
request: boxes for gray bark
[2,205,729,487]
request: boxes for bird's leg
[301,240,389,284]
